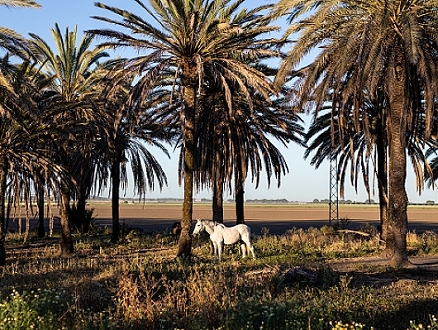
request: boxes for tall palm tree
[0,56,66,265]
[273,0,438,267]
[11,59,55,239]
[96,69,174,243]
[88,0,280,257]
[29,24,110,255]
[195,82,305,224]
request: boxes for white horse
[192,219,255,261]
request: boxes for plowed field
[86,202,438,235]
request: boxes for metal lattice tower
[329,157,339,225]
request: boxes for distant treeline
[91,196,437,205]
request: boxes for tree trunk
[60,183,74,256]
[387,53,410,267]
[0,162,7,266]
[76,195,88,234]
[212,167,224,223]
[235,179,245,224]
[177,69,197,258]
[111,157,121,243]
[75,164,93,234]
[376,116,392,256]
[37,184,45,238]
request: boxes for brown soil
[85,202,438,235]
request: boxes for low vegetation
[1,223,438,329]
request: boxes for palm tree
[29,24,110,255]
[195,82,305,224]
[88,0,280,258]
[0,56,65,265]
[96,69,174,243]
[306,103,434,251]
[11,59,55,239]
[305,91,388,226]
[273,0,438,267]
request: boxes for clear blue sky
[2,0,437,203]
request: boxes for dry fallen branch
[337,229,371,237]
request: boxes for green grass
[1,226,438,329]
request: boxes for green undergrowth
[1,225,438,329]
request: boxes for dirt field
[85,202,438,235]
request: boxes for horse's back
[235,224,251,236]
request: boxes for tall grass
[1,226,438,329]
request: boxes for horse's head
[192,218,204,235]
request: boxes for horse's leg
[217,241,223,261]
[244,238,256,259]
[240,243,247,258]
[248,243,256,259]
[213,241,218,261]
[210,240,215,256]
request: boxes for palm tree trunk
[75,165,93,233]
[177,73,196,258]
[76,195,87,234]
[235,179,245,224]
[0,161,7,266]
[212,156,224,223]
[37,184,45,238]
[387,54,409,267]
[376,118,391,255]
[111,157,121,243]
[212,178,224,223]
[60,183,74,256]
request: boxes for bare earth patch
[327,254,438,272]
[84,202,438,235]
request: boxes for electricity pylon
[329,156,339,225]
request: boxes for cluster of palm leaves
[2,0,438,267]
